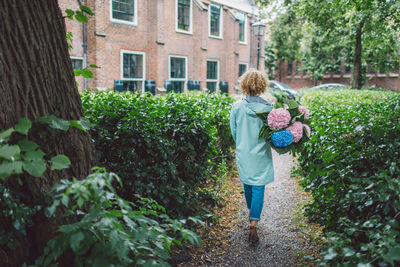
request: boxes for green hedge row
[81,91,234,217]
[298,89,400,266]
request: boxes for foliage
[0,117,88,249]
[81,91,235,217]
[269,5,303,64]
[297,89,400,266]
[33,167,201,267]
[264,42,278,79]
[294,0,400,88]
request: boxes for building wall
[60,0,263,93]
[279,61,400,91]
[59,0,85,91]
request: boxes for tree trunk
[278,61,282,81]
[352,22,364,89]
[0,1,94,265]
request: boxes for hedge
[81,91,234,217]
[298,89,400,266]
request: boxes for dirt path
[189,151,320,267]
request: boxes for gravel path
[200,150,313,267]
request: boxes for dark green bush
[298,89,400,266]
[81,91,234,217]
[34,167,201,267]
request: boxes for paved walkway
[201,151,314,267]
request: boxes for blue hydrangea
[271,130,293,148]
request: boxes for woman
[229,69,274,245]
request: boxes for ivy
[297,88,400,266]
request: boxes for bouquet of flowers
[257,91,311,155]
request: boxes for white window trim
[238,62,248,77]
[175,0,193,34]
[110,0,138,26]
[238,13,247,45]
[169,55,188,92]
[120,50,146,92]
[206,59,220,91]
[208,4,223,39]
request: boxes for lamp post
[253,22,266,70]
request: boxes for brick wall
[279,61,400,91]
[60,0,263,93]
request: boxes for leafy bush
[34,167,201,267]
[298,89,400,266]
[81,91,234,217]
[0,116,85,250]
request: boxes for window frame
[169,55,188,92]
[208,4,223,39]
[110,0,138,26]
[70,56,84,70]
[120,50,146,92]
[237,12,247,45]
[238,63,248,78]
[206,59,220,91]
[175,0,193,34]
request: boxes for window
[209,4,222,38]
[237,12,246,44]
[344,63,352,75]
[121,50,145,92]
[295,62,302,76]
[71,58,83,70]
[334,61,341,75]
[286,61,293,76]
[169,56,187,93]
[111,0,137,25]
[207,60,219,92]
[238,63,247,78]
[176,0,192,33]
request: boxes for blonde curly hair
[239,69,268,96]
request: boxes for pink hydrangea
[267,108,291,129]
[299,106,309,119]
[286,121,303,143]
[303,124,311,138]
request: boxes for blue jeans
[243,184,265,221]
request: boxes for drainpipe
[249,4,255,68]
[78,0,88,90]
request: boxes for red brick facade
[60,0,264,93]
[279,61,400,91]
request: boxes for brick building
[278,61,400,91]
[60,0,265,93]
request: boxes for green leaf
[323,247,337,261]
[18,139,39,152]
[70,118,93,131]
[75,11,88,23]
[15,118,32,135]
[89,64,100,69]
[39,115,70,131]
[23,159,46,177]
[50,155,71,170]
[79,5,94,16]
[0,161,23,179]
[65,9,75,20]
[70,232,85,252]
[0,145,20,160]
[0,128,14,143]
[80,68,94,79]
[23,150,45,161]
[73,69,81,76]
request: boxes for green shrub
[298,89,400,266]
[34,167,201,267]
[81,91,234,217]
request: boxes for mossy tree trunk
[0,1,94,265]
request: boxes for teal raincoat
[230,96,274,186]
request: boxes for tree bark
[0,1,95,265]
[352,22,364,89]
